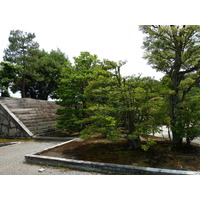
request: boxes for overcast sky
[0,0,167,81]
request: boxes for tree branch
[179,64,200,75]
[181,75,200,102]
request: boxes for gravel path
[0,140,98,175]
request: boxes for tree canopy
[140,25,200,144]
[0,62,21,97]
[3,30,70,100]
[56,54,165,149]
[56,52,103,132]
[4,30,39,98]
[11,48,71,100]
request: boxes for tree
[0,62,21,97]
[79,60,164,150]
[139,25,200,145]
[4,30,39,98]
[11,48,71,100]
[56,52,164,150]
[34,49,71,100]
[174,81,200,144]
[56,52,103,132]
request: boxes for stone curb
[32,136,75,141]
[25,139,200,175]
[27,139,78,155]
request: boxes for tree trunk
[170,107,183,145]
[21,73,26,98]
[127,137,141,150]
[170,103,183,145]
[167,126,172,142]
[186,137,191,145]
[169,74,183,145]
[172,130,183,145]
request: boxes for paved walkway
[0,140,97,175]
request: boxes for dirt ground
[38,136,200,171]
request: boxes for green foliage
[55,54,168,149]
[14,48,70,100]
[140,25,200,145]
[141,139,157,151]
[4,30,39,98]
[78,104,121,140]
[174,87,200,141]
[0,62,21,97]
[77,61,164,149]
[4,29,69,100]
[56,52,103,132]
[139,25,200,73]
[4,30,39,65]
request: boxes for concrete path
[0,140,97,175]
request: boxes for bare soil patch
[38,136,200,171]
[0,138,29,143]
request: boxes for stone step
[24,120,57,128]
[29,124,57,131]
[10,108,38,114]
[15,113,57,120]
[7,104,59,110]
[0,97,62,137]
[15,113,41,120]
[23,111,56,116]
[13,113,58,119]
[7,103,59,110]
[21,117,58,124]
[30,127,58,135]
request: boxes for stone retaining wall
[0,103,33,138]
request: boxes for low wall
[0,103,33,138]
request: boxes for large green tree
[11,48,71,100]
[139,25,200,145]
[4,30,39,98]
[79,60,164,149]
[56,52,103,132]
